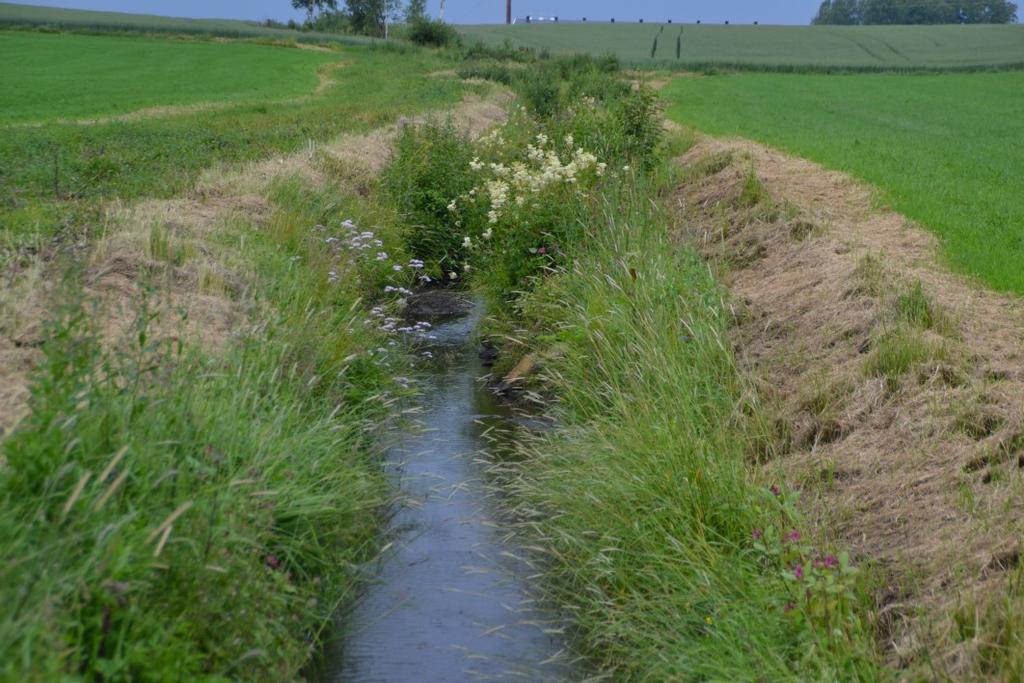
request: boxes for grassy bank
[664,71,1024,295]
[0,171,418,679]
[1,43,464,257]
[383,55,884,679]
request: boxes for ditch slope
[673,136,1024,675]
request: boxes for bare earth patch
[0,92,509,435]
[673,137,1024,674]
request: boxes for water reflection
[318,302,573,682]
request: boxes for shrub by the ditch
[382,120,477,273]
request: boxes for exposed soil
[672,137,1024,673]
[0,91,509,436]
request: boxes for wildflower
[537,247,547,255]
[408,259,425,269]
[448,271,458,280]
[793,564,805,581]
[784,530,800,543]
[752,529,763,541]
[392,264,403,272]
[821,554,839,569]
[482,228,493,240]
[564,134,574,147]
[622,164,631,172]
[770,485,781,497]
[447,199,458,212]
[704,615,713,625]
[536,133,548,146]
[469,157,484,171]
[487,210,499,225]
[783,602,796,613]
[463,236,472,248]
[463,263,471,272]
[376,252,389,261]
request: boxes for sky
[12,1,825,25]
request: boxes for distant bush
[406,18,461,47]
[463,39,536,62]
[457,59,515,85]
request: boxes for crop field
[459,23,1024,69]
[664,71,1024,293]
[0,1,370,43]
[0,31,339,125]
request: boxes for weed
[864,327,948,386]
[892,280,957,337]
[853,253,888,297]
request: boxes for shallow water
[318,303,573,683]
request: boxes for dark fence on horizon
[513,16,757,25]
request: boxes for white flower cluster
[450,133,607,227]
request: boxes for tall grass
[494,177,882,679]
[0,171,407,679]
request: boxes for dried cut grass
[672,137,1024,676]
[0,91,510,433]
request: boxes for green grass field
[0,31,339,125]
[459,23,1024,69]
[664,71,1024,294]
[0,43,464,254]
[0,1,369,44]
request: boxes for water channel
[317,300,574,682]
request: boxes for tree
[406,0,427,22]
[344,0,402,37]
[292,0,316,23]
[812,0,861,24]
[292,0,339,24]
[812,0,1017,23]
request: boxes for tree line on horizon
[813,0,1018,24]
[290,0,427,35]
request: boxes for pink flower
[784,530,801,543]
[823,554,839,569]
[770,485,781,496]
[793,564,805,581]
[783,602,796,613]
[537,247,547,255]
[752,529,763,541]
[266,554,282,570]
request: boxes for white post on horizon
[439,0,447,21]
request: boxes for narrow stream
[318,300,574,682]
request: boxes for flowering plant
[446,122,609,292]
[752,486,863,654]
